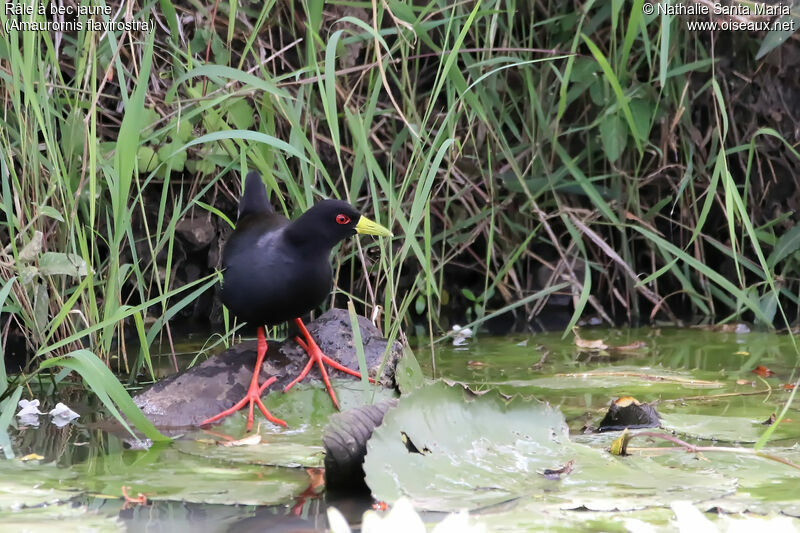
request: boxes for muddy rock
[134,309,402,427]
[176,217,215,251]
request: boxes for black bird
[201,171,393,430]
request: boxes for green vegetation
[1,1,799,436]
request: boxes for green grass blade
[0,386,23,459]
[39,350,170,443]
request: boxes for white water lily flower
[450,325,473,346]
[17,399,43,416]
[16,399,43,427]
[328,498,485,533]
[49,402,79,428]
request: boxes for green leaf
[0,459,81,509]
[37,205,64,222]
[69,447,309,505]
[386,0,416,24]
[175,437,325,469]
[660,413,800,444]
[629,98,653,141]
[581,33,642,154]
[62,110,85,161]
[767,224,800,269]
[394,346,425,395]
[140,107,161,134]
[414,295,426,314]
[210,32,230,65]
[599,114,626,163]
[38,252,88,277]
[168,65,291,103]
[136,145,158,173]
[173,119,193,142]
[0,386,23,458]
[364,382,736,512]
[756,14,800,60]
[226,99,255,130]
[758,290,778,327]
[157,141,187,171]
[0,277,18,395]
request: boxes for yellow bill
[355,216,393,237]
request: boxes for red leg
[283,318,375,409]
[200,327,287,430]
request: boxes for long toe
[288,319,373,405]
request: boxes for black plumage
[201,171,392,431]
[222,173,366,325]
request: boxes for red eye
[336,214,351,225]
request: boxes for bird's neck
[284,223,337,254]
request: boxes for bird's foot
[200,327,287,431]
[283,318,376,409]
[200,376,286,431]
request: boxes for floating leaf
[175,435,325,469]
[0,460,81,509]
[395,347,425,394]
[67,447,309,505]
[0,502,122,531]
[660,413,800,443]
[219,432,262,447]
[176,381,396,469]
[364,382,736,512]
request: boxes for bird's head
[287,199,393,249]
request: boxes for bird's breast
[221,246,332,325]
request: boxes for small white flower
[17,399,43,416]
[49,402,79,428]
[16,399,43,427]
[450,325,473,347]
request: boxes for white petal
[48,402,80,427]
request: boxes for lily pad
[173,382,397,470]
[66,447,310,506]
[660,413,800,443]
[364,381,737,512]
[175,434,325,469]
[0,460,81,510]
[395,346,425,394]
[654,445,800,517]
[524,366,725,391]
[261,380,398,427]
[0,503,122,532]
